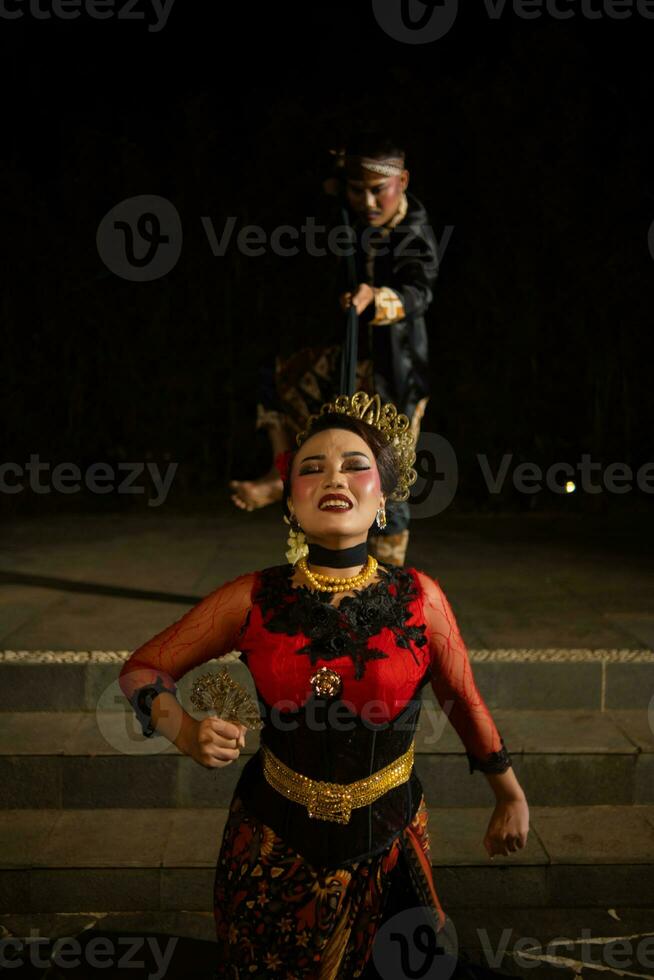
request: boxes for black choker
[307,541,369,569]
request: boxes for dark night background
[1,2,653,517]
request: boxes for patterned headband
[347,155,405,177]
[330,148,405,178]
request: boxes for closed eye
[299,465,370,475]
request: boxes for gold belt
[260,739,415,825]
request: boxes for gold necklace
[303,555,376,583]
[297,555,378,593]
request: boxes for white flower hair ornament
[283,514,309,565]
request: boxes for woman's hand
[184,717,247,769]
[339,284,375,315]
[483,797,529,858]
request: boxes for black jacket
[335,190,439,422]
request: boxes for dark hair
[344,131,406,162]
[281,413,399,522]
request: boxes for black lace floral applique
[254,563,428,681]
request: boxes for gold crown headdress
[295,391,417,503]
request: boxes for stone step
[1,708,652,809]
[1,804,653,915]
[2,648,653,711]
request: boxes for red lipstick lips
[318,493,353,509]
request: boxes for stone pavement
[0,502,652,651]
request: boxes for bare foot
[229,471,284,511]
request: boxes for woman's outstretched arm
[415,568,529,855]
[118,570,256,744]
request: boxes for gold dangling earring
[375,506,387,530]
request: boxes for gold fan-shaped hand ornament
[190,668,264,731]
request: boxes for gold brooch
[309,666,343,699]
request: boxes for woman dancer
[119,391,529,978]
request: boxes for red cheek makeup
[349,469,380,498]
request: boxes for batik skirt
[213,791,446,979]
[271,343,376,436]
